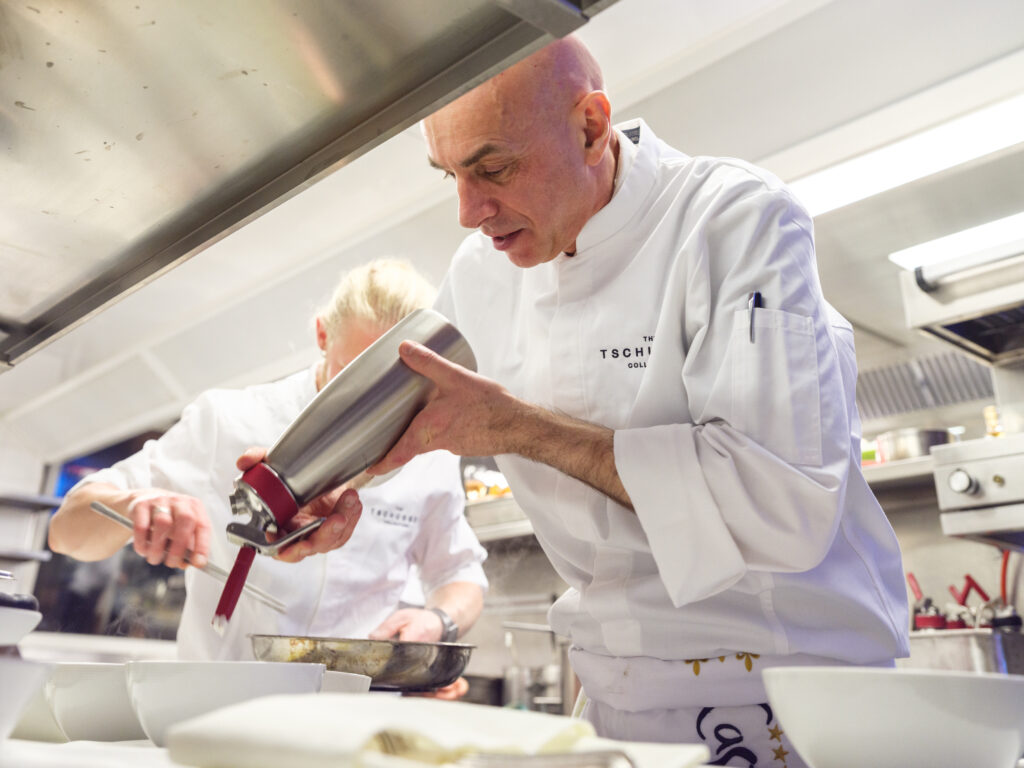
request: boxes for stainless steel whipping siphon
[212,308,477,627]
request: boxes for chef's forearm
[427,581,484,638]
[504,402,634,511]
[49,483,134,561]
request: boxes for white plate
[0,605,42,646]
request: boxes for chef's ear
[578,90,612,164]
[315,317,328,353]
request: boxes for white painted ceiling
[3,0,1024,464]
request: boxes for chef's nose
[457,177,498,230]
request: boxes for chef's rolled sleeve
[617,419,849,607]
[616,425,745,606]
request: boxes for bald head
[423,36,618,268]
[491,35,605,115]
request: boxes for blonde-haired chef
[50,259,487,663]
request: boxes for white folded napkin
[165,694,708,768]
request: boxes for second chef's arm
[369,581,484,643]
[50,482,212,569]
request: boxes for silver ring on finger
[153,506,172,517]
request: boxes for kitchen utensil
[42,662,147,742]
[0,658,48,744]
[215,308,476,626]
[901,627,1024,674]
[874,427,951,462]
[88,501,286,614]
[949,572,990,605]
[125,660,325,746]
[906,571,946,629]
[763,666,1024,768]
[249,633,474,691]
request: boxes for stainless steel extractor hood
[900,241,1024,551]
[0,0,618,371]
[900,248,1024,366]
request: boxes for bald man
[369,36,908,760]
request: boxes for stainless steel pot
[249,634,473,692]
[875,428,952,462]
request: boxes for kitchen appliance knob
[948,468,979,495]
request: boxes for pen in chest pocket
[747,291,763,343]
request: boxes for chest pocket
[730,307,823,466]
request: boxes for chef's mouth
[490,229,523,251]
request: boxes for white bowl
[320,670,371,694]
[763,666,1024,768]
[125,660,325,746]
[10,684,67,743]
[0,658,49,745]
[44,662,147,742]
[0,605,42,646]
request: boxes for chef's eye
[440,170,454,181]
[481,166,507,179]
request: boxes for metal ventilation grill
[856,351,994,421]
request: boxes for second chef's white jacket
[435,118,909,713]
[76,365,488,660]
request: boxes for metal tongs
[89,501,286,614]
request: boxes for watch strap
[429,606,459,642]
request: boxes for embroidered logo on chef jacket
[368,505,419,529]
[598,334,654,370]
[696,703,792,767]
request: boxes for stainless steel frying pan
[249,633,474,692]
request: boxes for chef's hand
[125,489,212,569]
[403,677,470,701]
[365,340,521,476]
[236,448,362,563]
[369,608,446,643]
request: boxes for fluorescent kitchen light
[888,211,1024,271]
[789,94,1024,217]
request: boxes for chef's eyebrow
[428,143,502,171]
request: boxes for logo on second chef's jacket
[598,334,654,370]
[369,504,418,529]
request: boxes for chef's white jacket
[435,119,909,711]
[76,366,487,660]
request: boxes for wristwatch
[429,607,459,643]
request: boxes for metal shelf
[862,456,936,490]
[465,457,937,540]
[465,496,534,542]
[0,548,52,563]
[0,490,63,511]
